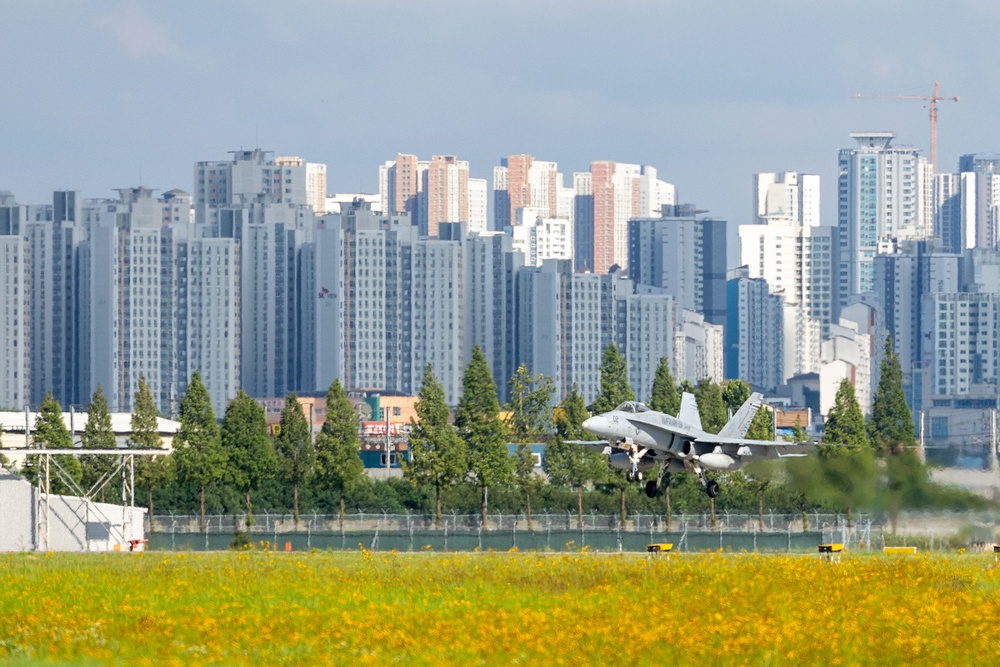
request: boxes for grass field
[2,549,1000,665]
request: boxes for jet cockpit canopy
[614,401,650,414]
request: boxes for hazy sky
[4,1,999,228]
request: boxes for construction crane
[852,81,959,171]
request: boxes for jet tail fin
[718,392,764,438]
[677,392,703,431]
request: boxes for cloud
[95,6,176,58]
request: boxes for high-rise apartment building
[752,172,820,226]
[515,261,677,403]
[0,194,29,409]
[572,172,593,272]
[195,149,315,217]
[509,209,572,267]
[627,209,728,326]
[468,178,488,235]
[725,268,784,392]
[574,161,676,273]
[837,132,933,300]
[379,154,422,219]
[493,155,560,229]
[421,155,469,238]
[873,240,961,411]
[462,231,522,401]
[398,226,464,404]
[276,156,327,215]
[380,154,469,238]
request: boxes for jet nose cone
[582,416,605,434]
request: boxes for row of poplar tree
[10,338,983,532]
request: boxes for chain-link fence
[145,510,1000,553]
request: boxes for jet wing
[695,435,816,458]
[564,439,615,455]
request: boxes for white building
[838,132,933,300]
[0,195,29,409]
[195,149,313,219]
[818,317,873,416]
[275,156,328,216]
[675,309,724,385]
[509,210,572,267]
[752,171,820,227]
[400,231,464,404]
[468,178,488,235]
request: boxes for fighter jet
[578,392,815,498]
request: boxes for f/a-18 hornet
[578,392,815,499]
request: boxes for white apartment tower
[276,156,328,216]
[837,132,933,300]
[509,209,573,267]
[753,172,820,226]
[0,194,29,409]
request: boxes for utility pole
[852,81,959,171]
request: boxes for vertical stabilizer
[718,392,764,438]
[677,392,703,431]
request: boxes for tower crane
[852,81,959,171]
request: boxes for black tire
[625,471,634,483]
[645,480,658,498]
[636,471,643,483]
[706,480,720,498]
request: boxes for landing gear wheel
[705,480,720,498]
[645,480,658,498]
[635,471,643,483]
[625,471,634,482]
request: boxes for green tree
[694,379,727,434]
[401,364,467,527]
[130,377,172,529]
[648,357,680,415]
[721,379,751,414]
[544,385,605,527]
[505,364,554,442]
[314,379,365,525]
[746,405,775,441]
[869,336,916,455]
[788,444,879,526]
[80,386,118,502]
[592,343,635,414]
[456,347,512,528]
[274,393,315,527]
[679,379,697,396]
[221,390,275,528]
[513,443,544,529]
[825,379,870,449]
[173,372,225,532]
[25,392,81,495]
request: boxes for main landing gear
[686,459,721,498]
[644,462,670,499]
